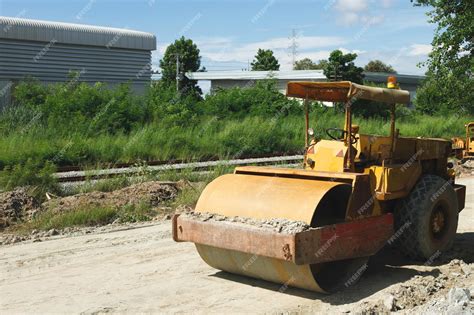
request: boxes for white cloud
[338,48,366,55]
[408,44,432,56]
[380,0,394,8]
[360,14,384,25]
[335,0,368,25]
[340,12,360,25]
[192,36,347,66]
[194,37,234,51]
[333,0,389,26]
[354,47,429,75]
[335,0,368,12]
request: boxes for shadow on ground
[209,231,473,304]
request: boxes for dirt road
[1,177,473,314]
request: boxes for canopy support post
[389,103,396,162]
[344,101,353,171]
[304,97,309,148]
[304,96,309,167]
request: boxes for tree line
[159,0,472,115]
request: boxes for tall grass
[1,113,471,169]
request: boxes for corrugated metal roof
[186,70,326,80]
[0,16,156,50]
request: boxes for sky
[0,0,435,75]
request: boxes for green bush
[0,159,58,199]
[203,80,300,118]
[147,81,201,125]
[13,79,149,134]
[415,73,474,115]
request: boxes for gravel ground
[0,176,472,314]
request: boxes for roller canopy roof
[286,81,410,105]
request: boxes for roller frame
[172,213,394,265]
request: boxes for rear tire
[394,175,458,260]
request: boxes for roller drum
[194,173,368,293]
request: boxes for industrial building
[0,16,156,107]
[186,70,425,103]
[186,70,327,94]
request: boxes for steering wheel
[326,128,358,144]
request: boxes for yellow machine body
[452,122,474,160]
[306,134,451,201]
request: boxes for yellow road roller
[452,122,474,161]
[172,80,466,293]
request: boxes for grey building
[363,72,425,103]
[186,70,425,103]
[0,16,156,107]
[186,70,326,94]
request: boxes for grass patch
[0,159,59,200]
[21,206,117,232]
[68,176,134,195]
[170,184,205,209]
[15,201,161,234]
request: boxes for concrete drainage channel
[55,155,304,187]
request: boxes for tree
[294,58,328,70]
[415,68,472,115]
[159,36,202,96]
[251,49,280,71]
[323,50,364,83]
[412,0,473,114]
[364,60,397,73]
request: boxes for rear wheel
[395,175,458,260]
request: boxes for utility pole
[175,54,180,92]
